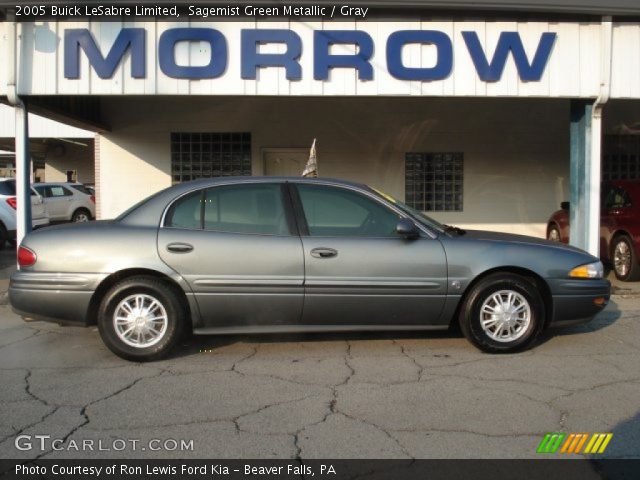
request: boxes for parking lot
[0,243,638,461]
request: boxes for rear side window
[203,184,287,235]
[165,191,202,230]
[164,184,288,235]
[0,180,16,196]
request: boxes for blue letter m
[462,31,556,82]
[65,28,145,79]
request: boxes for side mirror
[396,218,419,239]
[561,201,569,210]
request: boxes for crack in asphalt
[34,367,165,460]
[395,341,425,382]
[0,369,58,446]
[0,329,42,350]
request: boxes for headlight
[569,261,604,279]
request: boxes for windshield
[368,186,446,233]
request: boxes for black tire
[459,273,545,353]
[547,224,561,242]
[71,208,91,223]
[611,235,640,282]
[0,223,7,251]
[97,276,185,361]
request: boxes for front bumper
[549,278,611,326]
[9,271,107,325]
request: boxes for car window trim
[162,181,295,237]
[286,182,309,236]
[281,183,300,236]
[289,181,437,239]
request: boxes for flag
[302,138,318,178]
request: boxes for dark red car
[547,180,640,281]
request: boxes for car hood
[459,229,589,255]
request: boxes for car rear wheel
[612,235,640,282]
[0,223,7,250]
[72,208,91,222]
[97,276,184,361]
[459,273,544,353]
[547,224,561,242]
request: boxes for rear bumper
[549,278,611,326]
[9,271,107,326]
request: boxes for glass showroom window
[603,135,640,181]
[405,152,463,212]
[170,132,251,183]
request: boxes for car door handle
[310,247,338,258]
[167,242,194,253]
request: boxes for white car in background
[0,178,50,248]
[33,182,96,223]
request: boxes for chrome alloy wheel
[614,241,631,278]
[479,290,531,343]
[74,212,90,222]
[113,294,168,348]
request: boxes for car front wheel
[612,235,640,282]
[72,208,91,222]
[459,273,544,353]
[97,276,185,361]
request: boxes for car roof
[157,176,369,199]
[33,182,82,186]
[175,175,364,188]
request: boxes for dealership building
[2,1,640,254]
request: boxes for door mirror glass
[396,218,419,239]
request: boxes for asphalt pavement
[0,284,639,460]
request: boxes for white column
[587,110,603,257]
[14,103,32,247]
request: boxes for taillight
[90,195,96,204]
[6,197,17,209]
[18,246,36,267]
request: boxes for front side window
[165,183,288,235]
[296,184,400,237]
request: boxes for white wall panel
[5,20,639,98]
[547,22,580,97]
[0,105,94,138]
[611,23,640,99]
[0,22,6,96]
[578,23,601,98]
